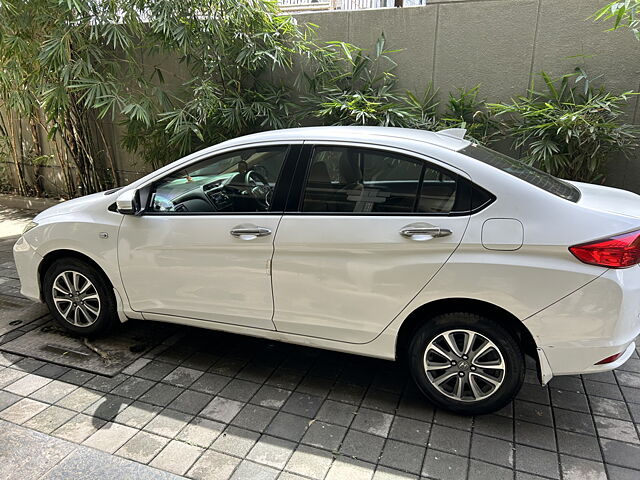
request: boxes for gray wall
[295,0,640,192]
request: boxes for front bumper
[12,235,43,302]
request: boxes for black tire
[408,312,524,415]
[43,257,117,337]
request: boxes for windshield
[461,144,581,202]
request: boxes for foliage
[439,86,498,145]
[594,1,640,39]
[489,70,638,183]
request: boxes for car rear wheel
[408,312,524,415]
[43,258,117,337]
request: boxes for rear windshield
[461,144,581,202]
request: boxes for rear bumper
[12,235,43,302]
[525,267,640,377]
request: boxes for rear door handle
[230,225,272,240]
[400,223,452,240]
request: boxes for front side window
[149,146,288,213]
[301,146,466,214]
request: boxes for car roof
[221,126,472,151]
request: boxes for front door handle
[400,223,452,240]
[230,225,272,240]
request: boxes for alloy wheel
[52,270,101,327]
[423,329,506,402]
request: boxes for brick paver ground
[1,208,639,479]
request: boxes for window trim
[140,144,301,216]
[285,143,494,217]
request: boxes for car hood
[34,191,110,221]
[570,181,640,219]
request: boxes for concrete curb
[0,194,64,212]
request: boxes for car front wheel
[408,312,524,415]
[43,258,117,337]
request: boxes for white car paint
[13,126,640,386]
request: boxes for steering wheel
[244,170,272,209]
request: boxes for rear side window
[461,144,581,202]
[300,146,491,215]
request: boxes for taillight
[569,229,640,269]
[595,352,624,365]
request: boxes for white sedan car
[13,126,640,414]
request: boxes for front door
[118,144,294,330]
[271,144,473,342]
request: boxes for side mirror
[116,189,140,215]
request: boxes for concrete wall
[295,0,640,192]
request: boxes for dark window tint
[301,146,465,214]
[149,146,288,213]
[461,144,580,202]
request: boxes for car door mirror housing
[116,189,140,215]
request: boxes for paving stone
[517,382,550,405]
[282,391,323,418]
[144,409,192,438]
[116,430,169,463]
[188,449,241,480]
[163,366,203,388]
[0,352,21,367]
[616,370,640,388]
[548,375,584,393]
[360,388,400,413]
[110,376,155,400]
[57,369,94,386]
[515,420,557,450]
[191,372,231,395]
[266,368,305,390]
[265,411,310,442]
[176,416,225,448]
[135,361,176,381]
[468,459,513,480]
[351,407,394,437]
[600,438,640,470]
[83,422,138,454]
[0,367,27,388]
[427,424,471,456]
[301,420,346,451]
[515,400,553,427]
[23,405,76,433]
[32,363,69,380]
[83,394,130,421]
[52,413,106,443]
[0,390,21,411]
[181,352,218,372]
[139,383,183,407]
[340,429,385,463]
[584,380,624,401]
[250,384,291,409]
[470,433,514,467]
[31,380,78,404]
[84,374,127,393]
[247,435,296,469]
[328,382,367,405]
[236,364,275,384]
[219,378,261,402]
[167,389,210,415]
[594,416,639,444]
[395,392,434,423]
[421,448,468,480]
[56,387,103,411]
[316,399,357,427]
[606,465,640,480]
[201,396,244,423]
[559,455,606,480]
[12,357,46,373]
[388,415,430,446]
[121,357,151,376]
[473,413,514,441]
[211,425,260,457]
[378,439,424,474]
[231,403,277,433]
[285,444,333,479]
[589,396,631,421]
[550,389,590,413]
[113,401,161,429]
[326,457,376,480]
[209,357,247,377]
[515,445,560,479]
[433,409,473,431]
[554,408,596,435]
[556,430,602,461]
[230,460,278,480]
[621,385,640,404]
[0,397,48,423]
[295,375,334,397]
[149,439,203,475]
[372,466,418,480]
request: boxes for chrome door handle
[230,226,272,240]
[400,223,452,239]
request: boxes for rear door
[271,143,479,343]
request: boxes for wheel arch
[396,298,539,370]
[38,249,113,301]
